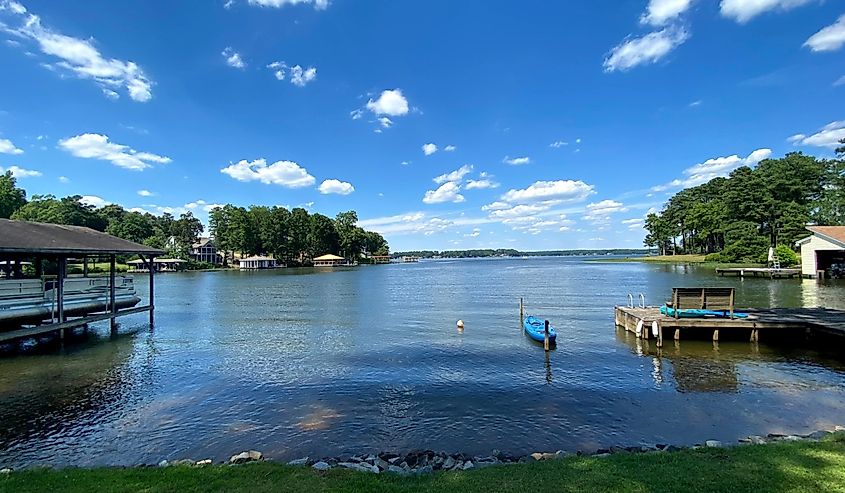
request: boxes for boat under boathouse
[0,219,163,343]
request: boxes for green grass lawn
[3,437,844,493]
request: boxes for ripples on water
[0,257,844,467]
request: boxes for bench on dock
[667,287,735,319]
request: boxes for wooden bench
[668,287,735,319]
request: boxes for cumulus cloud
[720,0,814,23]
[583,200,629,223]
[444,145,457,152]
[804,15,845,52]
[788,121,845,149]
[290,65,317,86]
[549,140,568,148]
[247,0,329,9]
[503,156,531,165]
[0,165,40,178]
[500,180,596,204]
[604,27,689,72]
[422,143,438,156]
[58,133,171,171]
[423,181,465,204]
[652,148,772,192]
[465,178,500,190]
[622,217,646,230]
[137,189,154,197]
[433,164,473,185]
[80,195,109,208]
[358,211,456,236]
[641,0,694,26]
[220,158,316,188]
[366,89,409,116]
[222,47,246,68]
[318,178,354,195]
[0,2,153,101]
[0,137,23,155]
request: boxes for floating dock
[715,267,801,278]
[614,306,845,346]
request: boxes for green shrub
[775,244,800,266]
[704,253,727,263]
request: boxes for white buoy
[636,320,644,337]
[456,320,464,329]
[652,320,659,337]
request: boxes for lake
[1,257,844,467]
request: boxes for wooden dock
[715,267,801,278]
[614,305,845,347]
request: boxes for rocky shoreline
[2,426,843,475]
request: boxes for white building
[796,226,845,278]
[236,256,278,270]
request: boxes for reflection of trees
[0,334,137,447]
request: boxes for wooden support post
[750,329,758,343]
[544,319,550,352]
[713,329,719,342]
[56,256,66,341]
[519,297,524,325]
[729,289,735,320]
[109,254,117,333]
[148,255,155,326]
[674,328,680,341]
[656,320,663,348]
[83,257,89,277]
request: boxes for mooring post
[109,254,117,333]
[148,256,155,326]
[544,319,550,352]
[713,329,719,342]
[519,297,524,325]
[656,320,663,348]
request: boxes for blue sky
[0,0,843,252]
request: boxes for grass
[3,436,845,493]
[593,254,766,269]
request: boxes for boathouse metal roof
[805,226,845,249]
[0,219,165,255]
[313,254,344,261]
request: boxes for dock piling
[544,319,550,352]
[519,298,524,325]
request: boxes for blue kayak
[660,305,749,319]
[523,315,557,343]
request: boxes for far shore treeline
[394,248,655,258]
[643,148,845,264]
[0,176,388,267]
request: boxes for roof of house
[313,254,345,261]
[192,237,214,248]
[806,226,845,248]
[0,219,164,255]
[237,255,276,262]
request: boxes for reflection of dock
[615,306,845,346]
[715,267,801,278]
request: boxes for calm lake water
[1,257,845,467]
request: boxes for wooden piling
[519,297,524,325]
[544,319,550,351]
[656,320,663,348]
[109,254,117,333]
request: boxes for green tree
[0,171,26,218]
[307,213,339,258]
[12,195,107,230]
[288,207,310,261]
[335,210,363,259]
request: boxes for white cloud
[350,109,363,120]
[58,175,69,183]
[80,195,109,208]
[444,145,457,152]
[58,133,171,171]
[422,143,437,156]
[423,181,465,204]
[835,75,845,87]
[290,65,317,86]
[0,137,23,155]
[481,201,510,211]
[267,61,286,80]
[549,140,568,148]
[0,165,40,178]
[465,178,500,190]
[366,89,409,116]
[804,15,845,53]
[583,200,628,222]
[318,179,354,195]
[224,0,235,8]
[788,121,845,149]
[720,0,814,23]
[500,180,595,204]
[641,0,694,26]
[247,0,329,9]
[689,99,703,107]
[1,4,153,101]
[358,211,462,236]
[222,47,246,68]
[652,148,772,191]
[622,217,646,230]
[604,27,689,72]
[377,117,393,128]
[220,158,316,188]
[137,189,154,197]
[503,156,531,165]
[433,164,473,184]
[466,228,481,238]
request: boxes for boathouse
[796,226,845,279]
[127,258,186,272]
[313,254,347,267]
[0,219,162,342]
[236,255,278,270]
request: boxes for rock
[196,459,212,466]
[555,450,570,459]
[365,454,377,463]
[0,468,11,475]
[462,461,474,470]
[287,457,309,466]
[416,465,433,474]
[229,451,262,464]
[158,460,169,467]
[807,430,831,440]
[387,465,408,475]
[339,462,379,474]
[374,458,390,471]
[387,457,401,464]
[442,456,456,470]
[784,435,802,441]
[312,461,331,471]
[705,440,723,448]
[834,425,845,432]
[172,459,195,466]
[596,448,611,455]
[530,452,544,461]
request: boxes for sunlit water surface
[1,257,844,467]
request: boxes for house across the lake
[796,226,845,279]
[127,258,186,272]
[190,237,222,265]
[313,254,353,267]
[236,255,278,270]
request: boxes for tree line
[643,146,845,263]
[0,176,388,265]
